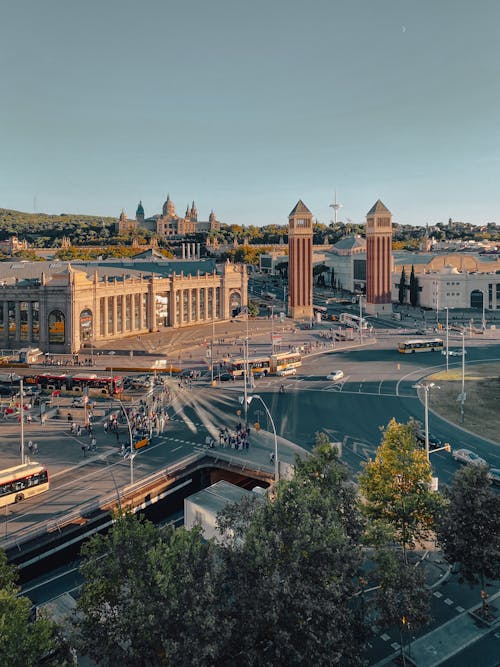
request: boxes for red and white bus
[70,374,124,396]
[33,373,124,395]
[0,462,49,507]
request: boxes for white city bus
[398,339,444,354]
[0,462,49,507]
[339,313,369,330]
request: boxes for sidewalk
[403,590,500,667]
[373,590,500,667]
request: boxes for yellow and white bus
[398,338,444,354]
[270,352,302,373]
[0,462,50,507]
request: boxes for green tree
[373,549,431,665]
[0,550,56,666]
[359,419,438,562]
[398,267,407,305]
[247,299,260,317]
[436,465,500,614]
[216,443,367,666]
[409,265,418,307]
[76,514,220,667]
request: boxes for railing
[0,451,205,553]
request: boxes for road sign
[271,334,282,344]
[457,392,467,402]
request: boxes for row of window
[0,470,48,497]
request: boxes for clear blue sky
[1,0,499,227]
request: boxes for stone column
[103,296,108,337]
[15,302,21,343]
[122,294,127,332]
[196,288,201,322]
[182,244,186,259]
[204,288,208,320]
[139,294,144,330]
[27,303,33,343]
[112,296,118,336]
[2,301,7,344]
[187,289,192,323]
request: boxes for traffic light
[444,443,451,452]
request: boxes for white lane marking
[171,446,183,452]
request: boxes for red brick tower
[365,199,393,316]
[288,200,313,321]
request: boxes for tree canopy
[436,464,500,591]
[359,419,439,560]
[0,550,56,666]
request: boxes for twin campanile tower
[287,199,392,321]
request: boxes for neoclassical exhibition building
[0,255,247,353]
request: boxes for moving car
[452,449,487,466]
[326,370,344,382]
[277,367,297,377]
[415,430,442,450]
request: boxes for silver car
[452,449,487,466]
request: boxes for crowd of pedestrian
[206,423,251,451]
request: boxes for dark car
[415,430,442,450]
[218,373,233,382]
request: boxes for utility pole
[445,307,449,373]
[20,378,25,464]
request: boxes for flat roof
[185,480,254,515]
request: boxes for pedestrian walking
[90,437,97,451]
[33,443,39,455]
[81,443,87,457]
[28,440,33,455]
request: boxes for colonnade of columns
[181,243,201,260]
[0,300,41,345]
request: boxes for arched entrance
[80,309,93,342]
[470,290,484,309]
[230,291,242,317]
[48,310,65,344]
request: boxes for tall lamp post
[20,378,25,464]
[108,351,116,408]
[481,290,487,331]
[445,307,449,373]
[359,295,364,344]
[414,381,439,461]
[240,394,279,482]
[116,396,135,485]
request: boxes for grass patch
[426,364,500,443]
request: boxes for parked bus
[339,313,369,330]
[0,462,49,507]
[270,352,302,373]
[398,339,444,354]
[33,373,123,395]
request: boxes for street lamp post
[241,394,279,482]
[115,396,135,485]
[482,290,487,331]
[20,378,25,464]
[359,295,364,344]
[445,307,449,373]
[415,382,439,461]
[108,351,116,408]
